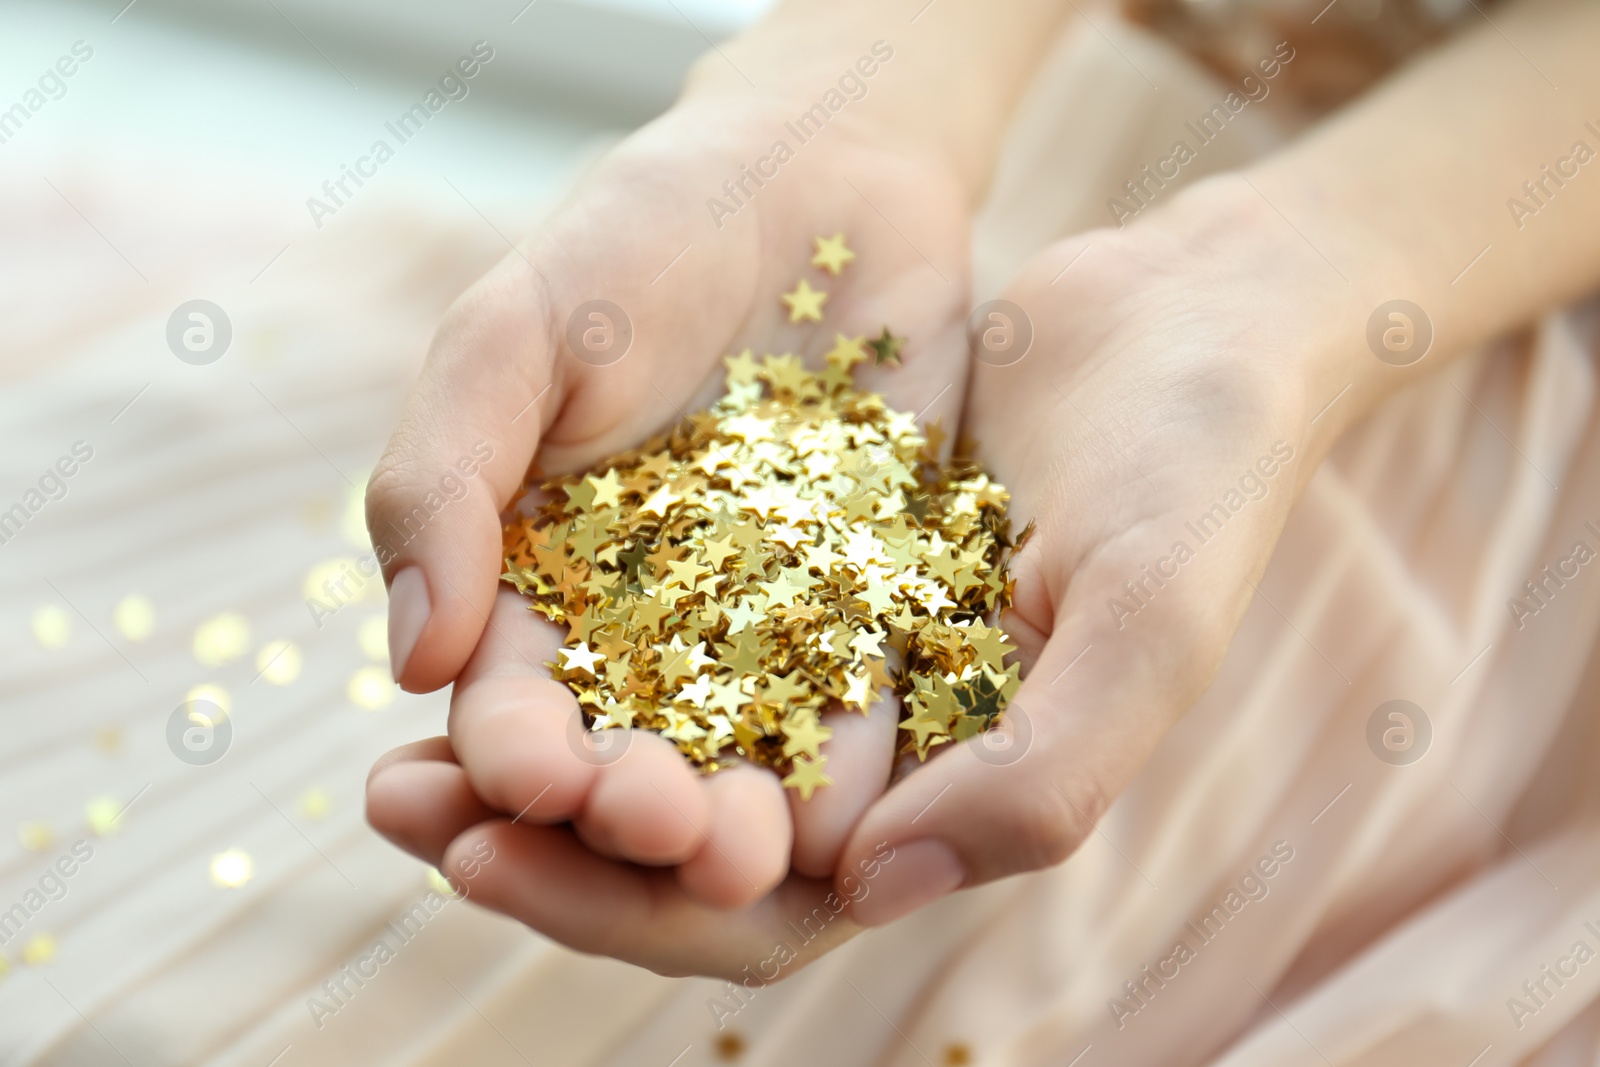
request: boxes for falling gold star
[780,279,827,323]
[810,233,855,276]
[715,1032,747,1060]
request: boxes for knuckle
[1009,775,1104,871]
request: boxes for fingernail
[387,567,430,683]
[851,839,964,927]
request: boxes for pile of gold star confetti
[501,235,1023,798]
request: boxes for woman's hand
[833,181,1347,924]
[364,89,974,952]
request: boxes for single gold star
[867,326,905,366]
[810,233,856,276]
[825,333,870,371]
[781,279,827,323]
[782,754,832,800]
[590,469,625,509]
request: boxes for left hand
[832,180,1341,925]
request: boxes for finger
[441,819,859,979]
[366,747,495,866]
[571,731,710,867]
[448,587,601,824]
[676,763,791,909]
[367,253,563,694]
[835,598,1171,927]
[366,734,456,788]
[788,697,899,878]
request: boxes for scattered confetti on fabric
[499,236,1023,796]
[298,787,332,821]
[32,604,70,649]
[17,822,53,852]
[86,797,123,836]
[210,848,253,888]
[21,933,56,966]
[348,666,395,709]
[193,611,250,666]
[255,639,302,685]
[185,683,232,715]
[112,593,155,640]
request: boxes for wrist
[1147,174,1407,465]
[680,2,1073,203]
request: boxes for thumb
[834,603,1183,926]
[366,256,567,693]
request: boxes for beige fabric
[5,15,1600,1067]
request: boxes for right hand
[365,91,974,948]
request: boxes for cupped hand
[832,182,1336,925]
[365,90,973,966]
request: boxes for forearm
[682,0,1078,200]
[1165,0,1600,457]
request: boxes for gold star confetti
[17,822,53,852]
[810,233,855,276]
[32,604,70,649]
[93,727,122,755]
[943,1043,973,1066]
[209,848,253,888]
[21,933,56,966]
[498,240,1023,794]
[348,666,395,710]
[715,1032,747,1060]
[193,612,250,666]
[867,326,905,367]
[255,639,302,685]
[112,594,155,640]
[780,278,827,323]
[185,683,232,715]
[298,787,331,821]
[86,797,124,837]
